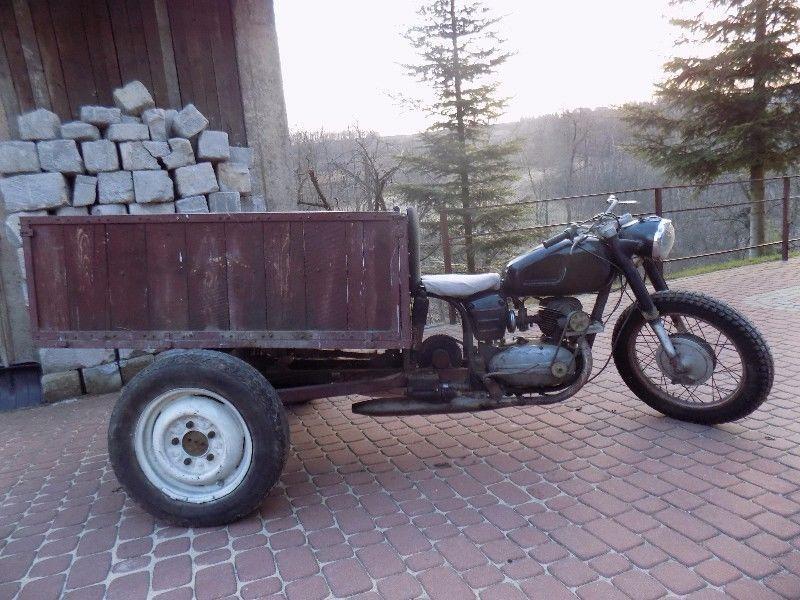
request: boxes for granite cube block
[0,141,40,174]
[0,173,68,212]
[90,204,127,216]
[229,146,254,166]
[37,140,84,174]
[128,202,176,214]
[133,170,174,203]
[197,130,230,162]
[60,121,100,141]
[241,194,267,212]
[80,106,122,127]
[113,80,155,115]
[171,104,208,138]
[17,108,60,140]
[81,140,119,173]
[174,162,218,197]
[142,108,168,141]
[106,123,150,142]
[216,161,251,194]
[82,362,122,394]
[56,205,89,216]
[72,174,97,206]
[175,195,209,213]
[42,371,82,403]
[208,191,241,213]
[142,141,171,158]
[98,171,134,204]
[120,141,160,170]
[162,138,195,170]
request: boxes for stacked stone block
[0,80,267,403]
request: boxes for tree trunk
[749,164,766,257]
[449,0,475,273]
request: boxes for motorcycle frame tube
[605,236,659,321]
[643,258,670,292]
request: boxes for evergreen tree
[624,0,800,256]
[399,0,522,272]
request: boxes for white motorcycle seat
[421,273,502,299]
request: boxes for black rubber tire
[612,290,773,424]
[108,349,289,527]
[418,334,463,369]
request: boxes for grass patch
[669,250,799,280]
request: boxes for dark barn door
[0,0,246,145]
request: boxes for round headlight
[652,218,675,260]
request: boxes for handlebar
[542,229,572,248]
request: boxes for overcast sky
[275,0,676,136]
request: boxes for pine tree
[624,0,800,256]
[399,0,522,272]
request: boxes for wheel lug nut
[171,437,179,445]
[206,454,214,461]
[186,421,194,429]
[184,458,191,465]
[207,431,215,439]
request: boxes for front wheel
[108,350,289,526]
[612,291,773,424]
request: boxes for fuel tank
[502,238,614,297]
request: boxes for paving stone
[121,115,142,124]
[60,121,100,141]
[90,204,127,216]
[72,174,97,206]
[119,141,160,170]
[229,145,254,166]
[81,140,119,173]
[0,172,68,212]
[133,170,174,203]
[208,191,241,212]
[82,363,122,395]
[241,194,266,212]
[162,138,196,170]
[113,80,155,115]
[98,171,134,204]
[42,370,82,403]
[106,123,149,142]
[175,195,209,213]
[175,162,218,197]
[39,348,116,374]
[142,108,167,141]
[55,206,89,216]
[5,210,47,245]
[142,140,171,159]
[128,202,175,215]
[216,161,251,193]
[196,130,230,161]
[171,103,209,138]
[80,106,122,127]
[17,108,60,140]
[0,141,40,174]
[37,140,84,174]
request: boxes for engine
[486,297,590,390]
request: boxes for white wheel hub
[134,388,253,503]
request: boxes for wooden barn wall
[0,0,247,145]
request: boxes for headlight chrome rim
[652,218,675,260]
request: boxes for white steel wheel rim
[134,388,253,504]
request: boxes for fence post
[438,211,456,324]
[782,176,791,261]
[654,187,663,216]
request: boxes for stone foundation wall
[0,80,265,403]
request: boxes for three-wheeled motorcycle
[21,196,773,525]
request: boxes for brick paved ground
[1,258,799,599]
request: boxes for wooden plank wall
[23,214,411,350]
[0,0,246,144]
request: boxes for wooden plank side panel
[208,0,246,145]
[48,0,99,115]
[27,0,70,119]
[80,0,121,105]
[225,221,266,330]
[346,220,367,330]
[146,222,188,330]
[30,225,69,330]
[303,221,348,330]
[0,1,35,112]
[186,222,228,330]
[63,223,109,330]
[363,221,396,331]
[107,223,148,330]
[263,221,306,330]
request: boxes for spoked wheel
[109,350,289,526]
[613,291,773,424]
